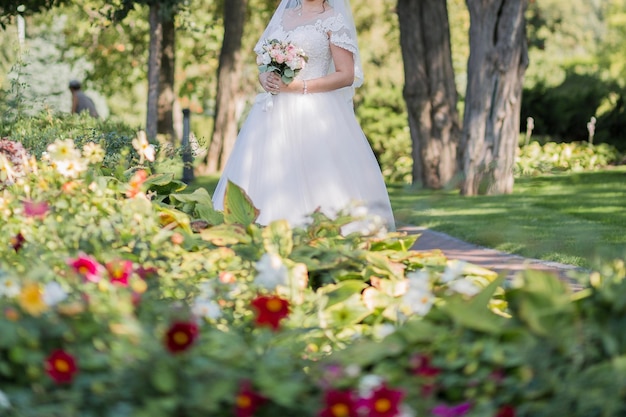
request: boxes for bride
[211,0,395,232]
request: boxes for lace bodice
[263,9,358,81]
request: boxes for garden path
[401,226,586,291]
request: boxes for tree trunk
[200,0,248,174]
[397,0,460,189]
[460,0,529,195]
[158,15,176,143]
[146,3,163,140]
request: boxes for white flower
[358,374,384,398]
[0,275,21,298]
[197,281,217,299]
[373,323,396,340]
[46,139,81,162]
[132,131,156,162]
[82,142,105,164]
[55,158,87,178]
[441,260,468,283]
[254,253,289,290]
[0,389,10,409]
[192,298,222,320]
[447,278,481,297]
[402,270,435,316]
[43,282,68,306]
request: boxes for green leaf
[223,180,259,225]
[199,224,252,246]
[319,280,369,309]
[262,219,293,257]
[151,361,177,394]
[439,275,507,334]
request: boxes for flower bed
[0,137,625,417]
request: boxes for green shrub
[1,110,140,168]
[515,141,623,176]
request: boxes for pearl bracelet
[303,79,308,95]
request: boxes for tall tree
[201,0,248,173]
[459,0,529,195]
[397,0,461,189]
[157,14,176,141]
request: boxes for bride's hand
[260,72,281,94]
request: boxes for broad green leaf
[151,361,177,394]
[439,275,507,334]
[262,219,293,257]
[199,224,252,246]
[154,205,192,233]
[319,280,369,309]
[223,180,259,225]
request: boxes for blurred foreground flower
[68,253,104,283]
[235,381,266,417]
[45,350,78,384]
[165,321,199,353]
[319,389,359,417]
[251,294,290,330]
[18,282,48,316]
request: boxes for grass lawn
[187,167,626,269]
[390,166,626,269]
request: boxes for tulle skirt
[212,89,395,230]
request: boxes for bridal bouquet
[257,39,308,84]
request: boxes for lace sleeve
[323,13,358,55]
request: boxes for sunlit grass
[187,167,625,269]
[390,166,626,269]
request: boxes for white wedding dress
[212,7,395,231]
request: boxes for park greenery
[1,0,626,185]
[1,2,626,415]
[0,134,625,416]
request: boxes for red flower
[319,389,359,417]
[68,253,104,282]
[45,349,78,384]
[10,232,25,252]
[23,200,49,219]
[106,259,134,286]
[251,294,290,330]
[410,353,441,377]
[165,321,199,353]
[361,384,404,417]
[495,405,516,417]
[235,381,266,417]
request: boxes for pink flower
[410,353,441,377]
[360,384,404,417]
[23,200,49,219]
[432,402,472,417]
[68,254,104,283]
[106,259,134,286]
[319,389,359,417]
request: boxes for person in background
[69,80,99,118]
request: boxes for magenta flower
[432,402,472,417]
[361,384,404,417]
[106,259,134,286]
[68,254,104,283]
[23,200,49,219]
[319,389,359,417]
[410,353,441,377]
